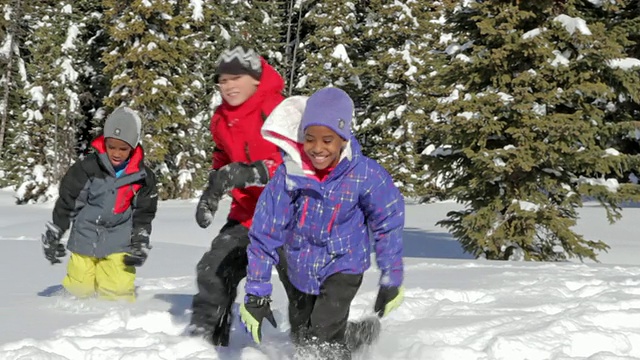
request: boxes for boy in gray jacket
[41,106,158,301]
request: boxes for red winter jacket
[210,58,285,228]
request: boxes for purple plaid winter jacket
[244,99,404,296]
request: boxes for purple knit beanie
[301,87,354,140]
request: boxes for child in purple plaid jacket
[239,87,405,359]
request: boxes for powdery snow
[578,176,620,193]
[605,148,621,156]
[189,0,204,22]
[58,58,78,84]
[553,15,592,36]
[61,24,79,51]
[3,5,12,21]
[550,49,571,67]
[0,192,639,359]
[60,4,72,14]
[585,0,616,7]
[493,157,506,167]
[28,86,46,107]
[422,144,455,157]
[607,58,640,70]
[522,27,546,40]
[331,44,351,64]
[0,33,12,59]
[513,199,539,212]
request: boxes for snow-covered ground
[1,188,639,359]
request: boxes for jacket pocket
[326,233,352,255]
[288,232,306,250]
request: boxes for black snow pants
[282,270,363,360]
[190,220,287,346]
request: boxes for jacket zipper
[327,204,341,233]
[299,198,310,227]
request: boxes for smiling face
[303,125,347,170]
[218,74,260,106]
[105,137,133,167]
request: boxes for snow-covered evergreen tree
[10,2,88,203]
[183,1,289,194]
[424,0,640,261]
[357,0,446,197]
[102,0,204,199]
[295,0,363,95]
[0,0,30,187]
[225,0,287,74]
[173,0,219,192]
[590,0,640,184]
[281,0,306,96]
[73,0,109,150]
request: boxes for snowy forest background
[1,0,640,262]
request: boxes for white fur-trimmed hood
[261,96,352,177]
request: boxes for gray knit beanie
[103,106,142,148]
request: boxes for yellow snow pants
[62,252,136,301]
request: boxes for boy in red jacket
[189,46,285,346]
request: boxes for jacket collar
[91,135,145,179]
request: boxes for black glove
[124,229,151,267]
[195,161,270,229]
[374,286,404,318]
[41,222,66,264]
[239,295,277,344]
[209,161,270,198]
[195,169,221,229]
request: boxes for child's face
[105,137,133,167]
[303,125,347,170]
[218,74,260,106]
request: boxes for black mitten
[195,161,269,229]
[124,228,150,267]
[213,161,270,196]
[195,170,221,229]
[41,222,66,264]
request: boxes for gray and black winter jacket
[52,136,158,258]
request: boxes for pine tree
[282,0,306,96]
[102,0,203,199]
[294,0,364,95]
[1,1,107,201]
[226,0,287,75]
[592,1,640,184]
[621,3,640,59]
[173,0,220,193]
[5,3,77,203]
[424,0,640,261]
[182,1,289,194]
[0,0,30,186]
[10,2,91,203]
[357,0,447,197]
[74,0,110,150]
